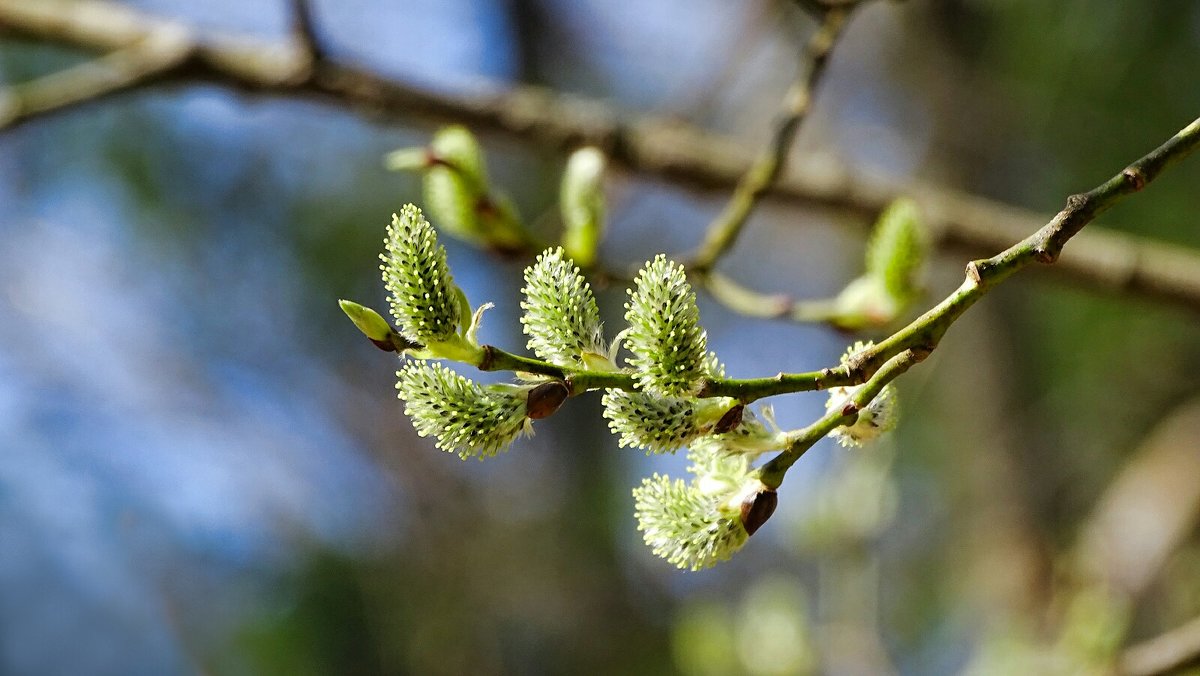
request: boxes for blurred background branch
[690,1,859,272]
[1122,614,1200,676]
[4,0,1200,315]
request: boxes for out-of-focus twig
[287,0,324,62]
[3,0,1200,314]
[1121,614,1200,676]
[1074,399,1200,599]
[690,2,859,273]
[0,20,193,128]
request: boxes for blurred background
[2,1,1200,674]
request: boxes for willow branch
[701,269,844,323]
[1073,398,1200,600]
[1121,615,1200,676]
[370,329,843,401]
[363,115,1199,405]
[287,0,324,62]
[3,0,1200,313]
[799,116,1200,397]
[690,3,856,272]
[756,347,926,488]
[0,20,193,127]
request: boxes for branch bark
[690,2,858,271]
[1122,615,1200,676]
[3,0,1200,314]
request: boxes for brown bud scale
[713,404,744,434]
[526,381,570,420]
[740,489,778,536]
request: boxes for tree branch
[757,346,926,487]
[2,0,1200,315]
[1121,615,1200,676]
[0,18,193,128]
[835,116,1200,381]
[690,3,858,272]
[287,0,324,62]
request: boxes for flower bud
[420,126,531,253]
[559,147,606,267]
[633,474,750,571]
[625,255,708,397]
[865,197,927,302]
[602,390,741,454]
[380,204,465,344]
[520,247,610,369]
[339,299,393,343]
[825,341,900,447]
[525,381,570,420]
[739,487,778,536]
[396,361,531,458]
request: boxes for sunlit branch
[2,1,1200,313]
[690,2,860,272]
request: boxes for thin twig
[1121,615,1200,676]
[0,24,194,128]
[690,3,857,272]
[1072,399,1200,599]
[790,116,1200,403]
[701,270,846,324]
[2,0,1200,313]
[757,347,926,487]
[287,0,324,62]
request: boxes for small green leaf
[865,197,927,301]
[338,299,392,342]
[559,147,607,267]
[383,146,430,172]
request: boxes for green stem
[756,348,925,488]
[696,270,847,326]
[754,114,1200,488]
[838,115,1200,383]
[475,346,631,391]
[690,4,857,272]
[371,115,1200,408]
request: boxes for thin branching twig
[2,0,1200,313]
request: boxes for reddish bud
[713,404,744,434]
[526,381,570,420]
[740,488,778,536]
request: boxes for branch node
[966,260,984,285]
[1123,166,1147,191]
[1034,246,1059,264]
[479,344,496,371]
